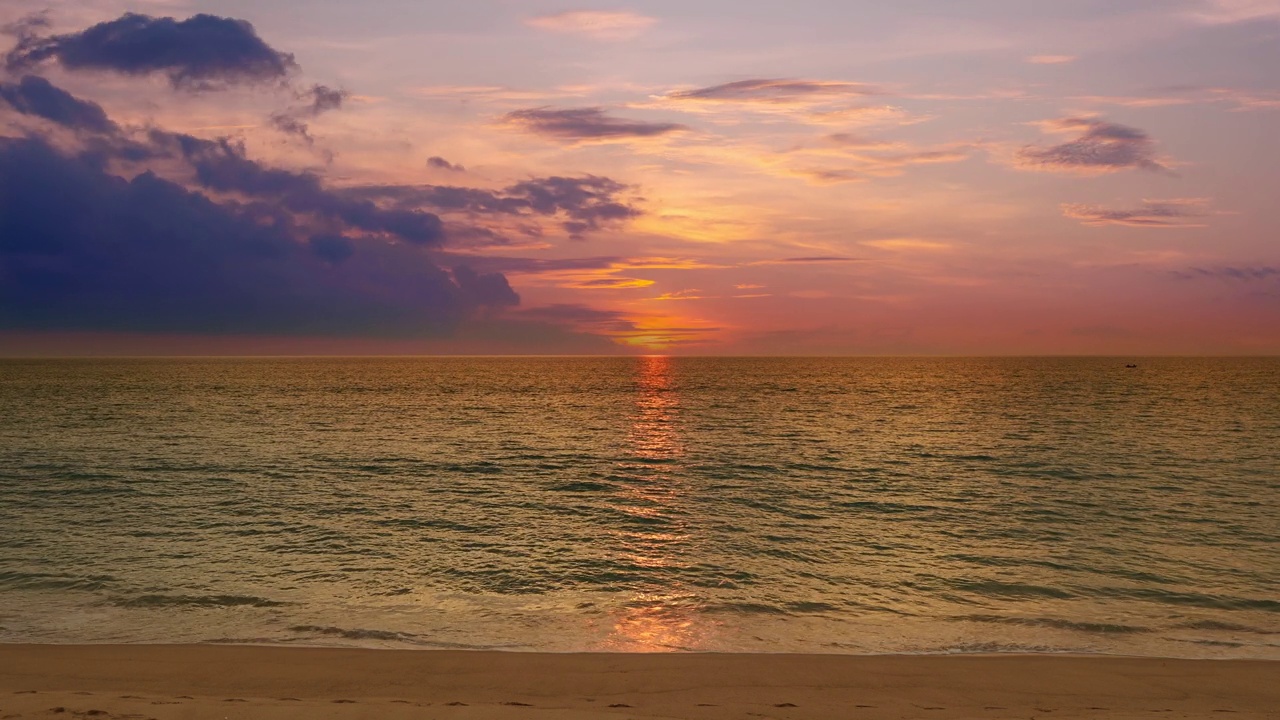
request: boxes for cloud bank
[0,77,520,337]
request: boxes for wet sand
[1,644,1276,719]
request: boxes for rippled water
[0,357,1277,657]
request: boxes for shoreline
[2,644,1277,719]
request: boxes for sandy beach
[0,645,1276,720]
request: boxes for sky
[1,0,1278,355]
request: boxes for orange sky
[1,0,1278,354]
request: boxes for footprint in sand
[445,701,467,706]
[13,690,37,694]
[608,703,631,708]
[774,703,798,708]
[332,700,356,704]
[502,701,532,706]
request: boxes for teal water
[0,357,1276,656]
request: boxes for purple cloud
[1017,117,1170,174]
[664,78,880,104]
[1062,199,1211,227]
[5,13,297,90]
[501,107,686,142]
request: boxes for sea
[0,357,1276,658]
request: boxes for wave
[1174,620,1278,635]
[1094,587,1280,613]
[952,614,1151,635]
[112,594,292,608]
[287,625,417,642]
[0,571,115,592]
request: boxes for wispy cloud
[1062,199,1213,227]
[1016,116,1171,174]
[1172,266,1280,281]
[651,289,708,301]
[1187,0,1280,24]
[499,106,687,144]
[804,105,927,127]
[525,10,657,41]
[750,256,860,265]
[269,84,349,146]
[1027,55,1077,65]
[346,175,643,240]
[788,139,976,184]
[1076,86,1280,112]
[660,79,881,106]
[861,238,953,250]
[564,277,655,289]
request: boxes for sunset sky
[2,0,1278,355]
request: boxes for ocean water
[0,356,1277,658]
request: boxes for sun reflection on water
[599,355,712,651]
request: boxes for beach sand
[1,645,1276,719]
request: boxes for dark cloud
[569,277,653,289]
[516,303,638,333]
[270,84,349,144]
[752,256,859,264]
[0,78,519,338]
[428,156,465,172]
[0,75,116,133]
[501,107,686,142]
[1,13,51,43]
[1172,266,1279,282]
[5,12,297,90]
[307,234,354,263]
[1018,117,1170,173]
[0,135,516,336]
[434,255,621,275]
[452,265,518,308]
[1062,199,1210,227]
[664,78,880,104]
[159,133,446,244]
[305,84,346,114]
[345,175,641,239]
